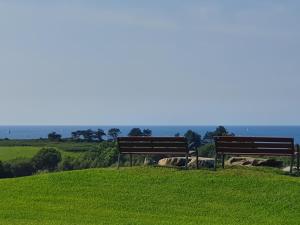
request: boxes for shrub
[0,161,4,178]
[9,158,36,177]
[32,148,62,171]
[198,144,215,158]
[58,156,76,171]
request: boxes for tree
[184,130,201,149]
[0,161,4,178]
[48,132,62,141]
[9,158,36,177]
[128,128,144,136]
[203,126,234,141]
[32,148,62,171]
[107,128,121,141]
[143,129,152,137]
[83,129,94,141]
[94,129,106,141]
[174,132,180,137]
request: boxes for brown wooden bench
[117,137,197,169]
[214,136,300,174]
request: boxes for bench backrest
[117,137,188,155]
[214,136,295,156]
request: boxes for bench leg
[214,154,218,171]
[185,153,189,170]
[222,154,225,169]
[290,154,295,174]
[130,154,133,167]
[196,149,199,169]
[117,153,121,169]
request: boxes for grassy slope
[0,146,80,161]
[0,167,299,225]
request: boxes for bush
[82,145,118,168]
[9,158,36,177]
[32,148,62,171]
[198,144,215,158]
[0,161,4,178]
[0,162,13,178]
[58,156,76,171]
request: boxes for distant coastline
[0,125,300,143]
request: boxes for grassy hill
[0,167,299,225]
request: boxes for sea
[0,126,300,143]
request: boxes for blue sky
[0,0,299,125]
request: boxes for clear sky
[0,0,299,125]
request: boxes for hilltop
[0,167,299,224]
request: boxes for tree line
[48,126,234,148]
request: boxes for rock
[226,157,283,168]
[158,157,214,168]
[158,157,187,167]
[282,166,299,174]
[188,157,215,168]
[143,157,156,166]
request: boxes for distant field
[0,167,299,225]
[0,146,80,161]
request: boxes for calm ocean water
[0,126,300,143]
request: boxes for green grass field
[0,146,80,161]
[0,167,299,225]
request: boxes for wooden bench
[214,136,300,174]
[117,137,197,169]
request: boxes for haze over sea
[0,126,300,143]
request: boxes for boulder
[158,157,214,168]
[226,157,283,168]
[282,166,299,174]
[158,157,186,167]
[188,157,215,168]
[143,157,156,166]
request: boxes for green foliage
[107,128,121,141]
[128,128,144,136]
[142,129,152,136]
[8,158,36,177]
[0,168,299,224]
[0,161,3,178]
[57,142,118,170]
[58,156,76,171]
[184,130,201,149]
[71,129,106,141]
[198,143,215,157]
[128,128,153,137]
[204,126,234,141]
[32,148,62,171]
[47,132,62,141]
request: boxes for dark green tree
[184,130,201,149]
[143,129,152,137]
[203,126,234,141]
[9,158,35,177]
[107,128,121,141]
[128,128,144,136]
[48,132,62,141]
[94,129,106,141]
[32,148,62,171]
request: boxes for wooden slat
[119,147,188,153]
[118,137,186,142]
[217,142,293,149]
[119,142,187,148]
[216,147,294,155]
[214,136,294,143]
[122,152,187,155]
